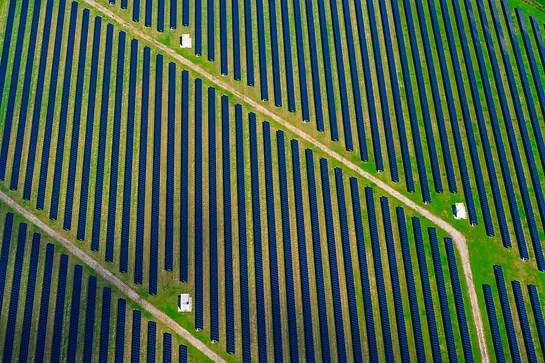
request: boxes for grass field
[0,0,545,361]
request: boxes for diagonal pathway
[0,190,226,363]
[22,1,490,360]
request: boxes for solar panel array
[100,0,545,270]
[0,213,197,362]
[484,265,545,362]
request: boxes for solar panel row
[120,38,139,273]
[35,243,55,362]
[83,276,98,361]
[263,123,283,362]
[195,77,204,330]
[149,54,163,295]
[209,87,220,343]
[290,140,315,362]
[67,265,83,362]
[249,114,268,362]
[100,287,112,363]
[135,46,151,285]
[305,149,331,362]
[91,23,114,252]
[116,299,127,363]
[77,16,102,241]
[166,62,176,272]
[106,30,127,262]
[221,96,235,354]
[180,70,189,282]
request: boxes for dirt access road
[17,0,491,361]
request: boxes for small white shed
[453,203,467,220]
[180,34,192,49]
[178,294,192,312]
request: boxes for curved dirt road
[0,191,226,363]
[35,1,489,361]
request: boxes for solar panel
[243,0,254,85]
[268,0,282,107]
[91,23,114,252]
[116,299,127,363]
[180,70,190,282]
[179,344,188,363]
[49,2,79,221]
[207,0,214,60]
[133,0,140,21]
[305,150,330,361]
[163,333,172,363]
[77,16,102,241]
[195,78,204,330]
[83,276,98,361]
[182,0,189,25]
[256,0,269,100]
[209,87,219,343]
[220,0,228,75]
[0,0,18,111]
[51,254,69,362]
[131,310,142,363]
[149,53,163,295]
[99,287,113,363]
[222,96,235,354]
[67,265,84,362]
[158,0,165,31]
[291,0,310,121]
[148,321,157,362]
[120,38,139,273]
[291,139,315,362]
[165,62,176,273]
[232,0,241,80]
[145,0,152,26]
[135,46,151,285]
[195,0,202,55]
[249,114,268,362]
[280,0,295,112]
[170,0,177,29]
